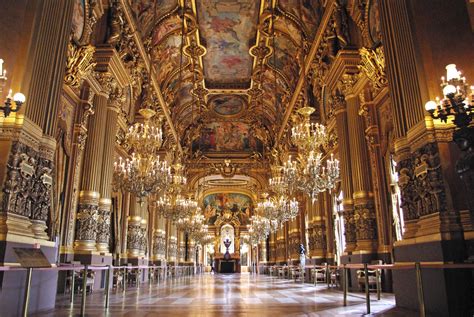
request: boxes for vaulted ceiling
[127,0,325,195]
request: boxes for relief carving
[354,202,377,240]
[96,209,111,245]
[75,204,99,241]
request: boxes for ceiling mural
[192,121,264,153]
[210,95,246,116]
[203,193,252,226]
[196,0,259,88]
[129,0,179,37]
[125,0,322,162]
[278,0,323,39]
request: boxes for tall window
[390,157,405,241]
[333,191,345,265]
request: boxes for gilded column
[359,90,392,253]
[126,195,142,258]
[74,87,109,252]
[310,197,327,261]
[178,231,186,263]
[333,94,356,252]
[152,215,166,263]
[168,223,178,263]
[345,87,377,253]
[96,87,122,252]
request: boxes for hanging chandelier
[176,208,205,233]
[156,194,198,223]
[126,108,163,156]
[299,151,340,202]
[291,106,328,154]
[247,214,271,245]
[113,108,171,202]
[114,153,171,203]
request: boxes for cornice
[324,49,361,92]
[94,45,130,88]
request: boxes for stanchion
[123,267,128,292]
[415,262,426,317]
[70,269,75,304]
[376,269,381,300]
[326,263,330,288]
[343,264,348,307]
[80,265,88,317]
[364,263,370,314]
[105,265,111,309]
[22,267,33,317]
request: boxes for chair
[290,266,304,282]
[357,262,381,292]
[311,264,327,285]
[113,270,124,289]
[127,269,141,286]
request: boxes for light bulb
[445,64,459,81]
[424,100,437,111]
[443,84,456,96]
[13,92,26,104]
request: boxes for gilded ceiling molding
[118,0,183,153]
[276,0,336,144]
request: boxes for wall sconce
[424,64,473,129]
[0,58,26,117]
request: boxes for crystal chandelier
[176,208,205,234]
[300,151,340,202]
[291,106,328,154]
[114,108,171,202]
[247,214,271,245]
[257,194,298,230]
[157,194,198,223]
[167,162,187,195]
[114,153,171,203]
[126,108,163,156]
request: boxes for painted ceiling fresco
[203,193,252,226]
[128,0,178,37]
[127,0,325,152]
[209,95,246,116]
[192,121,264,153]
[196,0,259,88]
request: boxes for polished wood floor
[34,273,417,316]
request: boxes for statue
[299,244,306,269]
